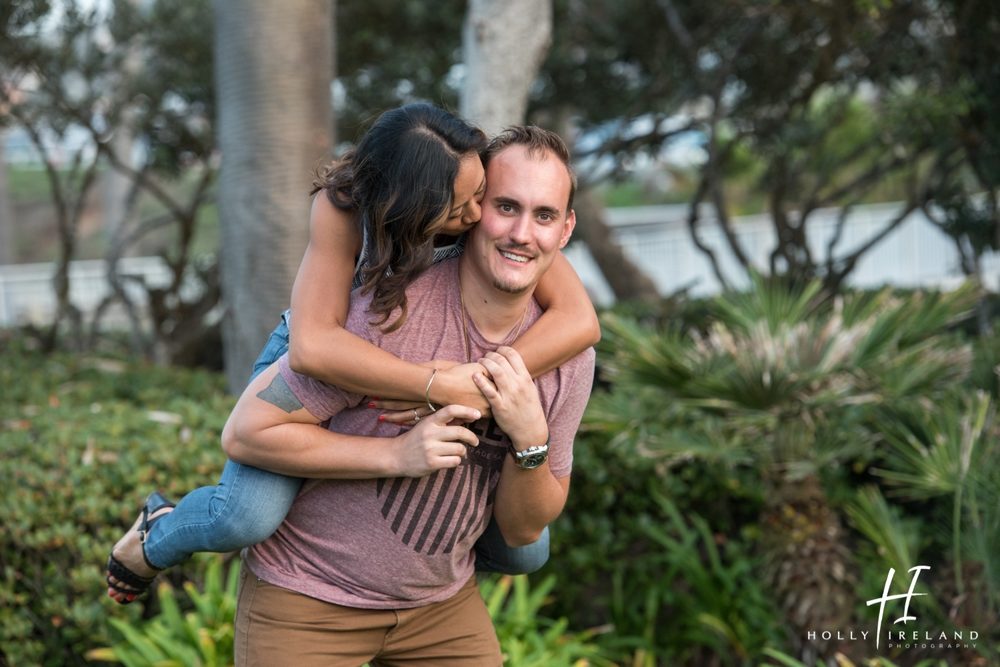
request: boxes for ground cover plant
[562,279,1000,665]
[0,332,234,665]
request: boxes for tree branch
[686,168,729,290]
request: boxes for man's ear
[558,209,576,249]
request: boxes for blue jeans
[143,312,550,574]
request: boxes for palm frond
[711,272,824,335]
[873,392,992,500]
[868,342,971,398]
[598,313,697,389]
[893,283,977,348]
[845,485,922,578]
[593,280,977,482]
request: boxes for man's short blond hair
[481,126,577,209]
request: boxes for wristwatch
[509,440,549,469]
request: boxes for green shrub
[555,475,780,665]
[556,284,1000,665]
[12,280,999,667]
[549,412,770,665]
[0,333,634,665]
[0,335,234,665]
[481,574,615,666]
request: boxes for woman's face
[429,153,487,237]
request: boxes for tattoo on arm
[256,374,304,413]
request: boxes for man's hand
[473,347,548,447]
[387,404,481,477]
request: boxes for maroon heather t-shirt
[244,258,595,609]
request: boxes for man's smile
[498,247,532,264]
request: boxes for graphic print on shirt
[375,418,508,555]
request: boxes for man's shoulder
[345,258,459,341]
[408,257,459,293]
[395,259,460,314]
[536,343,595,401]
[555,345,596,381]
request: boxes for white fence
[2,201,998,327]
[0,256,177,328]
[565,202,1000,306]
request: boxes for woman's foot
[106,492,174,604]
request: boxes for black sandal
[106,491,175,604]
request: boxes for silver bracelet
[424,369,438,412]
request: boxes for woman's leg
[250,311,292,379]
[111,313,302,583]
[473,517,550,575]
[144,311,301,568]
[143,459,302,568]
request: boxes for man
[222,126,595,666]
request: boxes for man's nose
[509,214,532,244]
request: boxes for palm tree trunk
[460,0,552,135]
[760,473,856,661]
[212,0,333,393]
[573,188,661,302]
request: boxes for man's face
[467,145,576,295]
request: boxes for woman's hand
[372,399,437,425]
[432,362,492,415]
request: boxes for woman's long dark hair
[312,104,487,331]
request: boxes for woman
[106,103,600,603]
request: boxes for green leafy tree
[535,0,994,295]
[906,0,1000,332]
[0,1,110,345]
[333,0,1000,300]
[332,0,662,301]
[335,0,463,137]
[0,0,220,360]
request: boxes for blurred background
[1,1,999,665]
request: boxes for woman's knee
[505,529,550,574]
[209,501,289,549]
[211,462,301,548]
[476,525,550,575]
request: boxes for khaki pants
[234,567,502,667]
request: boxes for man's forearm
[471,346,571,545]
[491,456,569,546]
[222,418,399,479]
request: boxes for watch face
[519,452,547,469]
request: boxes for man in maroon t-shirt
[222,127,595,667]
